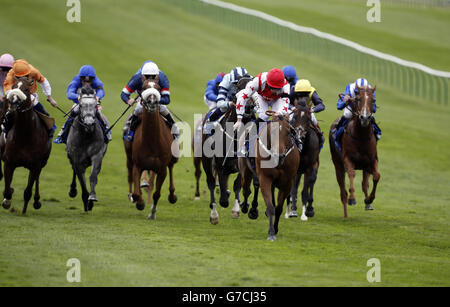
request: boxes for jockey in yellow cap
[290,79,325,148]
[2,59,58,136]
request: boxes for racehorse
[124,79,178,219]
[0,77,53,214]
[201,77,252,225]
[329,85,380,218]
[66,85,108,212]
[192,114,205,200]
[256,109,303,241]
[286,104,320,221]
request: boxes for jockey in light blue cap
[54,65,111,144]
[332,78,381,150]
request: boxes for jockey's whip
[167,107,185,122]
[106,104,132,133]
[47,99,68,116]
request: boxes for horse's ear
[372,85,376,92]
[356,85,361,92]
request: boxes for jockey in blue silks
[204,72,225,110]
[54,65,111,144]
[121,60,179,141]
[282,65,298,88]
[332,78,381,150]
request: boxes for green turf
[226,0,450,71]
[0,0,449,286]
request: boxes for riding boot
[1,111,15,136]
[125,114,140,142]
[96,112,112,143]
[372,118,382,141]
[162,112,179,139]
[208,108,223,122]
[54,117,74,144]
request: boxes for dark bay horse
[256,110,303,241]
[286,104,320,221]
[0,77,52,214]
[124,79,178,220]
[192,114,205,200]
[329,85,380,218]
[66,86,108,212]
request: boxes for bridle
[8,79,33,113]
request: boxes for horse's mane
[81,84,95,96]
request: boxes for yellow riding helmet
[294,79,314,93]
[12,59,31,77]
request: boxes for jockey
[282,65,298,88]
[2,59,58,136]
[122,61,179,141]
[234,68,290,129]
[333,78,381,147]
[290,79,325,148]
[204,72,225,110]
[54,65,111,144]
[0,53,15,104]
[207,67,251,122]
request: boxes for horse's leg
[146,171,155,206]
[168,163,177,204]
[194,157,201,200]
[249,174,260,220]
[334,162,348,218]
[203,159,218,225]
[343,157,357,206]
[300,169,310,221]
[147,169,167,220]
[132,165,145,210]
[274,187,290,236]
[306,164,318,218]
[287,172,301,219]
[260,176,276,241]
[218,169,230,208]
[33,170,42,210]
[74,165,89,212]
[23,167,40,214]
[126,148,134,203]
[365,160,381,210]
[240,164,252,215]
[231,173,241,219]
[88,154,104,211]
[68,169,77,198]
[2,163,15,210]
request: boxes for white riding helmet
[141,62,159,76]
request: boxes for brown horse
[329,85,380,218]
[256,110,303,241]
[0,77,53,214]
[124,79,178,219]
[192,114,205,200]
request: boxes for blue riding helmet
[79,65,97,78]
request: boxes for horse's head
[78,85,98,133]
[352,85,376,127]
[290,105,310,139]
[7,76,33,112]
[141,78,161,113]
[265,111,294,166]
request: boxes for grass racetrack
[0,0,449,286]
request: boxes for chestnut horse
[286,104,320,221]
[124,79,178,219]
[329,85,380,218]
[0,77,53,214]
[256,110,303,241]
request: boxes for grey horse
[66,86,108,212]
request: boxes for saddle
[35,111,55,131]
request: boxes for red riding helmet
[267,68,285,89]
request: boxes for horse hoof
[220,200,229,208]
[210,216,219,225]
[231,210,240,219]
[248,208,259,220]
[128,193,135,203]
[140,180,149,188]
[88,195,98,202]
[365,204,374,211]
[306,207,315,218]
[240,202,249,214]
[301,214,308,221]
[33,201,42,210]
[136,202,145,211]
[88,200,94,211]
[68,188,77,198]
[2,198,11,210]
[267,235,277,241]
[168,194,177,204]
[289,210,298,218]
[348,198,357,206]
[147,214,156,220]
[194,196,200,201]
